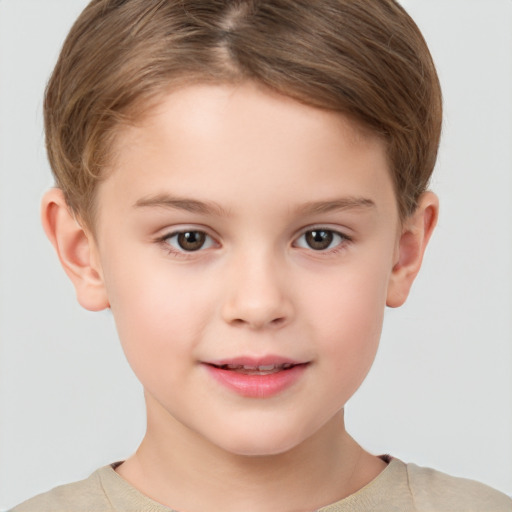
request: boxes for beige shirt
[11,458,512,512]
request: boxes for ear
[386,192,439,308]
[41,188,109,311]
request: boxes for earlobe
[386,192,439,308]
[41,188,109,311]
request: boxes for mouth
[203,358,309,398]
[208,362,299,375]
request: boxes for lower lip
[203,364,308,398]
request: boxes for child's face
[90,83,401,455]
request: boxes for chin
[210,423,310,458]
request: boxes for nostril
[221,288,293,329]
[228,315,287,329]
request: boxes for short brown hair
[44,0,442,227]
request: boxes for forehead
[97,82,396,223]
[122,82,376,144]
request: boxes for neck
[116,397,385,512]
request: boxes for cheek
[301,258,390,366]
[103,256,214,375]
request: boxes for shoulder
[405,462,512,512]
[10,464,174,512]
[10,468,112,512]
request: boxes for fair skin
[42,82,437,512]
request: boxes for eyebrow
[134,194,229,216]
[296,197,376,215]
[134,194,375,217]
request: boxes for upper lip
[204,356,308,369]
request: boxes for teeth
[220,363,295,371]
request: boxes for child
[11,0,512,510]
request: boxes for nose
[220,250,294,330]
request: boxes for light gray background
[1,0,511,509]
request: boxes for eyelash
[157,229,217,258]
[293,228,351,254]
[156,227,351,258]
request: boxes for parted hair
[44,0,442,227]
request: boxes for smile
[212,363,296,375]
[203,359,309,398]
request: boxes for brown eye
[163,230,214,253]
[176,231,207,251]
[305,230,334,250]
[294,229,347,252]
